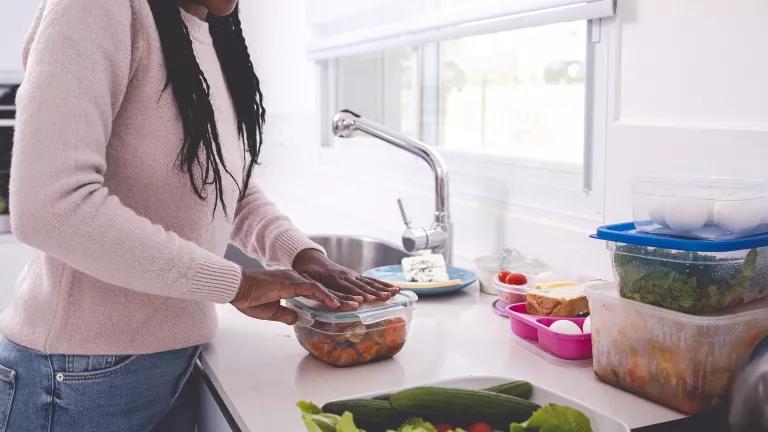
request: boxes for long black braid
[147,1,265,216]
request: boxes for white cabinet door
[0,236,32,309]
[0,1,41,76]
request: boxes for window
[437,21,586,163]
[324,19,588,165]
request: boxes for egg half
[582,316,591,334]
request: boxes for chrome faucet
[331,110,452,264]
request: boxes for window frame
[317,17,609,224]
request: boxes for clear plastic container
[493,278,531,304]
[595,223,768,314]
[631,177,768,240]
[586,282,768,414]
[286,291,417,367]
[474,249,550,294]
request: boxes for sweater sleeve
[10,0,242,304]
[230,179,325,269]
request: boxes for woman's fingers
[240,302,299,325]
[292,280,340,308]
[360,276,399,294]
[329,290,364,305]
[345,276,391,300]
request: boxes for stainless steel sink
[224,235,411,273]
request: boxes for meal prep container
[587,282,768,414]
[474,250,549,294]
[493,278,531,304]
[507,303,592,360]
[287,291,417,367]
[594,222,768,313]
[631,177,768,240]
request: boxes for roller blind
[306,0,615,59]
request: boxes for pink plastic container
[506,303,592,360]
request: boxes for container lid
[286,291,417,325]
[586,282,768,325]
[593,222,768,252]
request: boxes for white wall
[0,1,39,81]
[238,0,768,279]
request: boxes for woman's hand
[230,269,360,325]
[292,249,398,302]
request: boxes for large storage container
[594,223,768,313]
[586,282,768,414]
[631,177,768,240]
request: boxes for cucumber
[483,381,533,399]
[389,386,539,429]
[321,399,407,430]
[371,393,393,401]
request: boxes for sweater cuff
[272,231,327,269]
[188,256,242,303]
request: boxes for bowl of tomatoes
[493,271,531,305]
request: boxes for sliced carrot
[327,347,359,367]
[383,323,407,348]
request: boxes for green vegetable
[389,386,539,429]
[508,404,593,432]
[298,401,342,432]
[0,198,5,214]
[612,244,768,313]
[371,380,532,402]
[322,399,407,430]
[337,412,365,432]
[483,381,533,399]
[387,418,437,432]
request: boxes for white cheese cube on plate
[401,254,449,283]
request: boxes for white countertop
[200,286,684,432]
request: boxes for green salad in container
[611,244,768,313]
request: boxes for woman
[0,0,395,430]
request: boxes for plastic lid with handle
[286,290,418,326]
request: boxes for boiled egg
[582,316,591,334]
[647,198,666,227]
[714,199,763,234]
[663,198,708,232]
[535,272,558,283]
[549,320,582,335]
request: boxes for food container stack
[589,177,768,414]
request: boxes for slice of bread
[526,281,589,317]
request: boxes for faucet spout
[332,111,450,223]
[332,110,452,263]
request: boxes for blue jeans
[0,337,201,431]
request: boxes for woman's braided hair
[147,1,265,216]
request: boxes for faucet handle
[396,198,412,229]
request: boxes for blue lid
[592,222,768,252]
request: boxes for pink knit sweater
[1,0,321,354]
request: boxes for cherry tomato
[435,424,454,432]
[497,271,512,283]
[467,422,493,432]
[504,272,528,286]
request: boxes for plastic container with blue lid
[593,223,768,314]
[286,291,417,367]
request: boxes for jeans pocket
[0,363,16,432]
[55,354,139,382]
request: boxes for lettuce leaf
[509,404,593,432]
[297,402,366,432]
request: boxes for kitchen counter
[200,286,684,431]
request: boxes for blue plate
[363,265,477,296]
